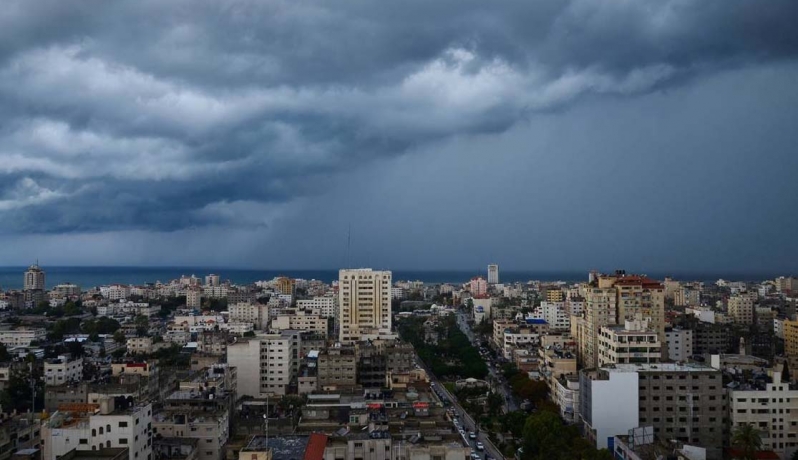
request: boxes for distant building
[469,277,487,297]
[186,287,202,309]
[204,274,220,287]
[487,264,499,284]
[24,264,46,291]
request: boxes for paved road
[455,311,519,412]
[421,359,506,460]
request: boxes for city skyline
[1,1,797,271]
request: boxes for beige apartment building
[338,269,392,344]
[597,318,661,367]
[728,293,756,325]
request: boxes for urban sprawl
[1,265,797,460]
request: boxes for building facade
[338,269,392,344]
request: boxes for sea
[0,266,784,291]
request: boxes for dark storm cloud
[1,0,797,234]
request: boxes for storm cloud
[1,0,797,271]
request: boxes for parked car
[476,442,484,451]
[469,432,477,440]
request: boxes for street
[420,357,506,460]
[455,311,519,412]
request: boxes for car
[469,432,477,440]
[459,428,466,436]
[476,442,484,451]
[471,454,481,460]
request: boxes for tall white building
[205,274,220,287]
[529,302,570,330]
[24,264,46,291]
[338,269,392,344]
[226,331,300,398]
[487,264,499,284]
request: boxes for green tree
[731,423,762,460]
[113,330,127,344]
[0,344,11,362]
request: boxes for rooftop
[603,363,717,373]
[243,435,310,460]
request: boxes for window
[120,439,128,445]
[79,439,88,445]
[119,421,128,428]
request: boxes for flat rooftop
[604,363,717,373]
[243,435,309,459]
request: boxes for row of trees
[397,315,487,379]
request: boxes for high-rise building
[338,269,392,344]
[24,264,45,291]
[205,274,220,287]
[579,286,618,369]
[487,264,499,284]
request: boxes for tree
[113,330,127,344]
[731,423,762,460]
[0,344,11,362]
[66,340,85,358]
[243,331,256,337]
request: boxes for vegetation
[521,411,612,460]
[397,315,487,379]
[731,424,763,460]
[0,363,44,413]
[82,317,122,335]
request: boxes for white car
[469,432,477,440]
[476,442,484,451]
[459,428,466,436]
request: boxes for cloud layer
[1,0,797,236]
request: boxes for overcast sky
[1,0,797,272]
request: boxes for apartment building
[317,345,357,390]
[597,318,661,366]
[552,374,580,424]
[226,332,299,398]
[785,320,798,359]
[665,328,693,362]
[229,302,270,330]
[296,296,336,318]
[338,269,392,344]
[728,293,756,325]
[44,355,84,386]
[0,328,47,347]
[186,288,202,309]
[581,363,725,459]
[530,302,570,330]
[579,287,618,369]
[42,400,153,460]
[126,337,153,355]
[271,313,328,338]
[729,371,798,458]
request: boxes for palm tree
[731,423,762,460]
